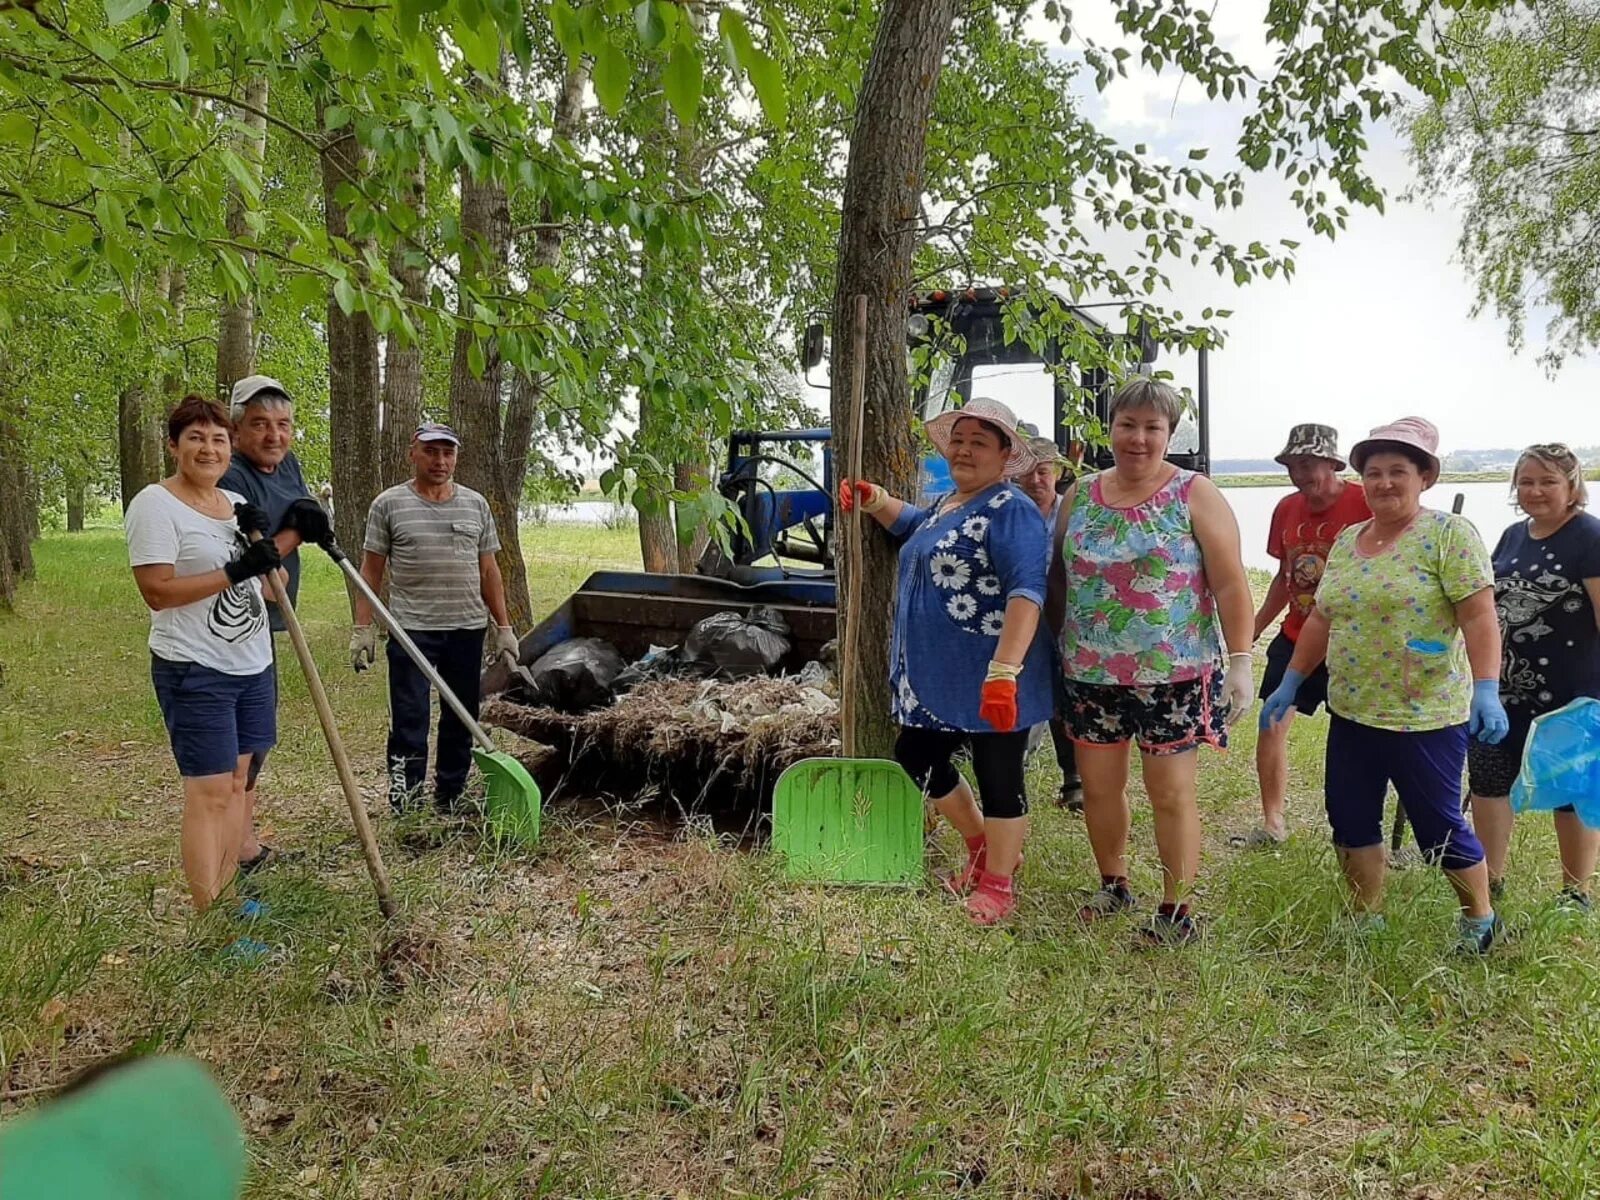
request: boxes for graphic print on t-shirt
[1492,512,1600,721]
[206,537,267,644]
[1270,484,1372,640]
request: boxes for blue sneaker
[236,898,271,922]
[1452,912,1503,956]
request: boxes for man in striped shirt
[351,422,520,811]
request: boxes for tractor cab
[702,288,1210,583]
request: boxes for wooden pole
[841,294,868,758]
[255,542,398,919]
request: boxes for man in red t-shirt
[1238,423,1372,846]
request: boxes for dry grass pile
[482,676,839,798]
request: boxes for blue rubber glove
[1259,668,1306,731]
[1469,679,1510,744]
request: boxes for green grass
[4,528,1600,1197]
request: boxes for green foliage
[1407,0,1600,368]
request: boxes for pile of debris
[481,606,839,811]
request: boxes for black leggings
[894,726,1031,818]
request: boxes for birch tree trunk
[215,76,269,398]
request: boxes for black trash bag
[682,605,793,677]
[612,644,687,693]
[514,637,624,711]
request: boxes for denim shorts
[150,655,277,778]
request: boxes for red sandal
[966,871,1016,926]
[939,836,987,897]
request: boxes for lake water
[1225,480,1518,573]
[534,480,1524,574]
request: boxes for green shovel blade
[771,756,925,885]
[474,748,541,846]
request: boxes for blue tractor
[486,289,1211,691]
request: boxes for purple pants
[1325,713,1484,871]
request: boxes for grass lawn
[3,525,1599,1198]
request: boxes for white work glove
[350,625,377,673]
[491,625,520,669]
[1222,652,1255,727]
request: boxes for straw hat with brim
[1348,416,1441,480]
[925,397,1035,476]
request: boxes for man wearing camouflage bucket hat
[1236,423,1371,847]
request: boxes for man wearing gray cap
[1239,422,1370,847]
[219,374,331,872]
[352,422,519,812]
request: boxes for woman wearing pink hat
[840,397,1053,925]
[1045,377,1255,945]
[1261,416,1510,954]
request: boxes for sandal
[1136,909,1198,947]
[939,841,987,897]
[1077,882,1136,923]
[1229,827,1287,850]
[238,845,279,875]
[966,871,1016,926]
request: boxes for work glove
[1222,652,1255,727]
[223,537,281,585]
[837,478,887,515]
[278,496,334,548]
[979,661,1021,732]
[1469,679,1510,744]
[350,625,377,673]
[233,502,270,538]
[1258,668,1306,731]
[491,625,520,669]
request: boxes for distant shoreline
[1213,471,1560,489]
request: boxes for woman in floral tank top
[1045,378,1255,945]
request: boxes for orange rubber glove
[837,478,885,515]
[978,679,1018,732]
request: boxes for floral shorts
[1059,668,1227,756]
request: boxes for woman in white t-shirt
[124,395,283,917]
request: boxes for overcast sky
[1026,1,1600,460]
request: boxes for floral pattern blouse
[886,482,1053,731]
[1058,469,1222,687]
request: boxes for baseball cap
[229,374,290,412]
[414,422,461,445]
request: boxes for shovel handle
[841,293,868,758]
[250,534,397,920]
[329,546,497,754]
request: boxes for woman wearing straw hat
[1045,377,1255,945]
[839,397,1052,925]
[1467,442,1600,909]
[1261,417,1510,954]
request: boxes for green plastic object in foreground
[476,746,541,845]
[771,756,925,885]
[0,1056,245,1200]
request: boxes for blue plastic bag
[1510,698,1600,828]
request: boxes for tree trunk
[380,161,427,487]
[118,383,162,512]
[832,0,959,755]
[321,111,382,587]
[447,62,586,629]
[0,413,34,585]
[66,482,85,532]
[633,375,675,571]
[674,459,710,572]
[447,150,534,629]
[216,76,270,399]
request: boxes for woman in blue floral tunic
[840,397,1051,924]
